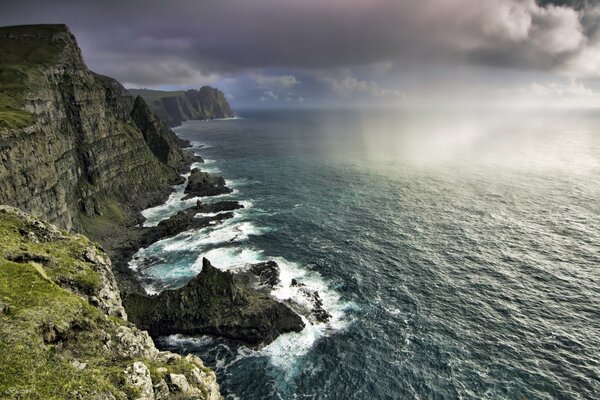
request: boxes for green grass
[0,211,101,295]
[0,209,132,399]
[79,198,129,240]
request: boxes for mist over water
[138,108,600,399]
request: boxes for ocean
[131,108,600,399]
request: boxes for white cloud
[319,69,404,99]
[527,80,593,97]
[259,90,279,102]
[254,74,299,89]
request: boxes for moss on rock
[0,206,222,399]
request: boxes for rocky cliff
[0,24,189,232]
[128,88,234,127]
[0,206,222,399]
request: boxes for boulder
[124,362,154,400]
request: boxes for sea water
[132,108,600,399]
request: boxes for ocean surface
[132,108,600,399]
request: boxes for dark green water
[134,108,600,399]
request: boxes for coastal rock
[124,258,305,345]
[115,325,158,359]
[194,199,243,214]
[129,87,234,127]
[249,261,281,287]
[167,374,191,393]
[290,279,331,323]
[183,168,232,199]
[124,362,155,400]
[153,380,170,400]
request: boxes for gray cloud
[1,0,599,104]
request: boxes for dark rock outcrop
[124,258,305,345]
[194,199,243,214]
[183,168,232,199]
[129,87,234,127]
[290,279,331,323]
[249,261,281,287]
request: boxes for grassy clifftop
[0,206,221,399]
[0,24,70,130]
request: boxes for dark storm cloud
[1,0,599,99]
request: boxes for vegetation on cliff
[0,206,222,399]
[0,24,67,130]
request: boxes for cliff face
[129,87,234,127]
[0,206,222,399]
[0,24,187,232]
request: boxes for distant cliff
[0,24,192,232]
[129,87,234,127]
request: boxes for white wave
[194,247,264,272]
[258,257,349,372]
[193,211,225,218]
[160,220,265,253]
[239,200,253,209]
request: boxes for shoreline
[99,136,313,346]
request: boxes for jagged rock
[167,374,191,393]
[183,168,232,200]
[124,362,154,400]
[124,258,305,345]
[115,325,158,359]
[249,261,281,287]
[129,87,234,127]
[82,244,128,319]
[153,380,170,400]
[194,200,243,214]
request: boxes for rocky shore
[102,165,309,346]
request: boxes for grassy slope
[0,209,206,399]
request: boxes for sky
[2,0,600,108]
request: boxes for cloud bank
[1,0,600,106]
